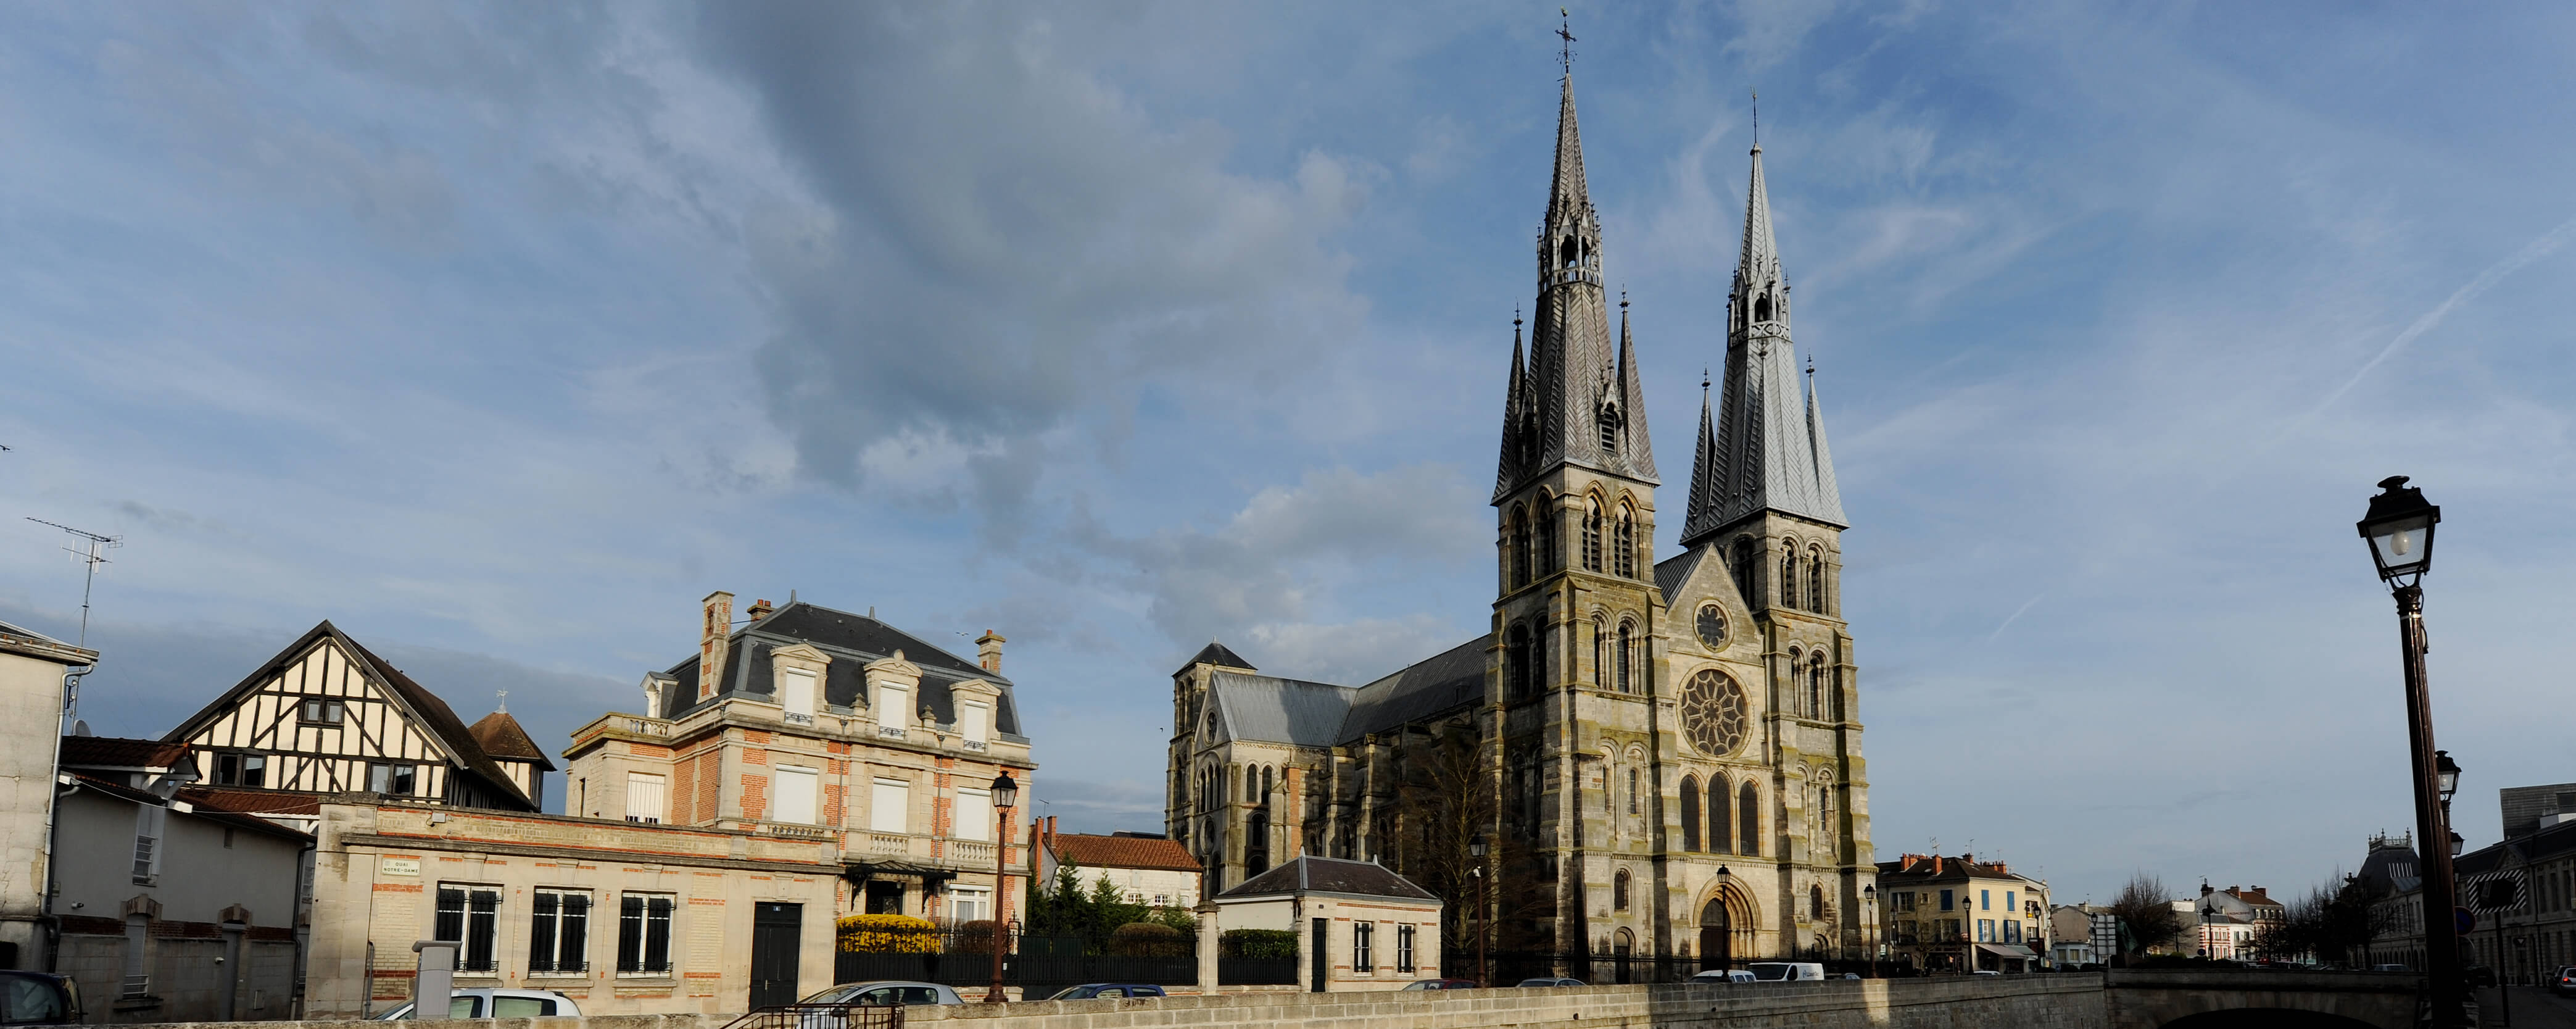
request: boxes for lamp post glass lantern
[2357,475,2467,1026]
[986,772,1017,1003]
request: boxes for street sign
[2455,907,2475,934]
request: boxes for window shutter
[626,773,667,823]
[779,668,817,717]
[772,767,819,825]
[955,788,992,842]
[870,778,909,833]
[877,686,909,731]
[961,702,990,744]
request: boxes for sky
[3,1,2573,909]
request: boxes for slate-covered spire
[1496,72,1657,502]
[1683,140,1846,543]
[1494,317,1530,496]
[1691,373,1721,524]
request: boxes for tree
[1386,726,1559,958]
[2109,874,2185,960]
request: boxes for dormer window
[778,667,817,724]
[960,701,991,751]
[876,685,909,735]
[1597,406,1619,451]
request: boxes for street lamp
[1469,836,1489,987]
[1716,867,1734,968]
[2357,475,2466,1026]
[985,772,1019,1004]
[1862,885,1878,978]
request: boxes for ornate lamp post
[1716,866,1734,968]
[2356,476,2466,1026]
[985,772,1019,1003]
[1468,836,1489,986]
[1862,885,1878,978]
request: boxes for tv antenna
[26,518,120,648]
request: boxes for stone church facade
[1166,69,1873,970]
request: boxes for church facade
[1165,69,1873,971]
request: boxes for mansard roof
[657,601,1023,739]
[1218,855,1439,901]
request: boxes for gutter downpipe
[38,663,95,972]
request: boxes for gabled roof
[655,601,1022,738]
[1654,545,1710,599]
[1219,856,1438,902]
[1046,832,1202,873]
[161,621,537,811]
[468,710,557,770]
[1207,671,1356,748]
[60,736,191,772]
[178,787,321,816]
[1175,642,1256,678]
[0,617,97,665]
[1339,636,1488,741]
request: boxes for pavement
[2478,985,2576,1028]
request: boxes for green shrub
[1109,922,1188,957]
[1220,928,1296,959]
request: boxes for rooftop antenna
[26,518,119,649]
[1556,8,1576,75]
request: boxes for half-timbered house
[161,621,542,812]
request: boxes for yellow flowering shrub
[836,913,939,953]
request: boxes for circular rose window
[1679,669,1750,757]
[1696,604,1728,649]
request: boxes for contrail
[1989,591,2047,641]
[2308,212,2576,418]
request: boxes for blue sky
[4,2,2572,907]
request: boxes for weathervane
[1557,8,1576,74]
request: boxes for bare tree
[1389,726,1558,959]
[2110,873,2185,959]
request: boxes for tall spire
[1683,136,1844,543]
[1496,65,1655,502]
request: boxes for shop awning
[1976,943,2039,960]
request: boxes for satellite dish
[73,720,93,736]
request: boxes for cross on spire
[1557,8,1576,74]
[1750,88,1760,148]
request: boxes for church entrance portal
[1699,898,1732,970]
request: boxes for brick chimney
[698,591,734,701]
[976,630,1006,673]
[747,598,776,622]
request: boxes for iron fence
[719,1004,903,1029]
[834,927,1198,998]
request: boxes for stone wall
[114,977,2116,1029]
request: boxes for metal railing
[720,1004,903,1029]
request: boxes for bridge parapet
[2104,969,2421,1029]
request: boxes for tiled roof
[1176,642,1256,677]
[67,774,312,843]
[1048,833,1201,873]
[1219,856,1438,901]
[60,735,191,771]
[179,787,322,815]
[468,710,556,769]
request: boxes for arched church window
[1739,781,1760,856]
[1819,785,1839,863]
[1536,503,1557,573]
[1679,776,1701,852]
[1754,292,1773,322]
[1598,406,1618,451]
[1508,624,1532,701]
[1583,501,1604,571]
[1262,765,1274,801]
[1560,235,1580,268]
[1627,767,1639,815]
[1810,884,1826,921]
[1616,622,1634,694]
[1808,549,1825,611]
[1708,775,1731,853]
[1732,538,1756,606]
[1613,869,1631,910]
[1614,507,1636,578]
[1781,551,1799,607]
[1510,508,1532,588]
[1808,656,1825,720]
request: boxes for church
[1164,66,1872,973]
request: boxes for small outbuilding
[1212,856,1441,992]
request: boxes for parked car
[2548,967,2576,998]
[799,982,964,1007]
[0,971,80,1026]
[375,989,582,1019]
[1746,962,1826,981]
[1688,970,1756,984]
[1515,977,1584,987]
[1043,984,1167,1000]
[1400,979,1481,990]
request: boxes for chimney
[747,598,776,622]
[977,629,1006,673]
[699,591,734,701]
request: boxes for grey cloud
[691,4,1371,493]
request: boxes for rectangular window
[528,889,590,974]
[2004,890,2016,913]
[299,698,345,724]
[950,885,992,923]
[616,894,674,974]
[216,752,267,788]
[1981,889,1992,911]
[2002,920,2021,944]
[436,885,503,972]
[1978,919,1995,943]
[1396,924,1415,973]
[877,686,910,735]
[772,766,819,825]
[960,702,990,749]
[1939,889,1954,912]
[955,787,992,843]
[1626,769,1639,815]
[1353,922,1374,972]
[370,762,417,796]
[871,778,909,833]
[130,805,165,885]
[626,773,667,824]
[779,667,817,722]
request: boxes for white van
[1745,962,1827,981]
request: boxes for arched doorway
[1699,896,1733,970]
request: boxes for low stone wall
[122,977,2114,1029]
